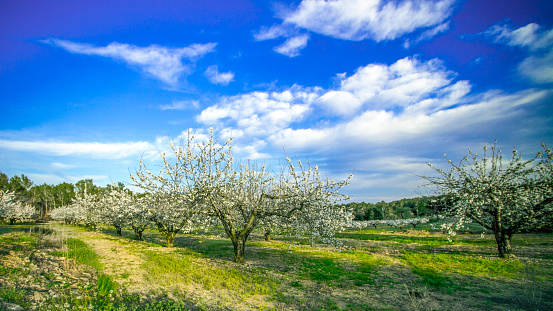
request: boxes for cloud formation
[197,88,319,137]
[273,34,310,57]
[0,139,156,159]
[194,56,550,186]
[204,65,235,85]
[42,38,217,86]
[255,0,454,56]
[480,22,553,83]
[282,0,454,41]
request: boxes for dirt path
[66,227,151,293]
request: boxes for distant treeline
[0,171,127,220]
[341,197,439,221]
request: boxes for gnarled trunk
[115,226,122,236]
[264,230,271,241]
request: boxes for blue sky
[1,0,552,202]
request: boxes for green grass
[50,237,103,270]
[401,251,525,279]
[0,287,28,308]
[336,230,496,247]
[411,266,459,293]
[300,257,343,285]
[142,250,277,296]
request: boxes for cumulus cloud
[317,57,458,114]
[479,22,553,83]
[204,65,235,85]
[42,38,217,86]
[273,34,310,57]
[197,88,318,137]
[0,139,156,159]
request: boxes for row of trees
[0,171,127,221]
[50,130,353,263]
[4,138,552,260]
[345,197,436,221]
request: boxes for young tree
[422,142,553,258]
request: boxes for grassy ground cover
[1,222,552,310]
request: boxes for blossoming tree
[0,190,35,224]
[422,142,553,258]
[133,129,352,262]
[130,130,223,247]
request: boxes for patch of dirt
[0,231,98,310]
[73,230,149,293]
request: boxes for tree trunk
[166,232,176,248]
[134,228,143,241]
[232,236,248,263]
[494,230,514,258]
[264,230,271,241]
[116,226,122,236]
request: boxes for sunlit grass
[50,237,103,270]
[142,250,277,296]
[401,251,525,279]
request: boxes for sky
[1,0,552,202]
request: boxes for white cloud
[269,89,548,151]
[197,89,316,136]
[273,34,310,57]
[480,22,553,84]
[0,139,156,159]
[319,57,456,113]
[281,0,453,41]
[255,0,453,56]
[42,38,217,86]
[405,22,450,47]
[204,65,235,85]
[159,100,200,110]
[317,91,364,115]
[519,50,553,83]
[483,23,553,51]
[254,25,292,41]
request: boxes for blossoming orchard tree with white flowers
[122,195,152,241]
[0,190,35,224]
[421,142,553,258]
[130,130,224,247]
[132,129,353,263]
[99,185,134,236]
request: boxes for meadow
[1,222,552,310]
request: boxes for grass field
[1,222,552,310]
